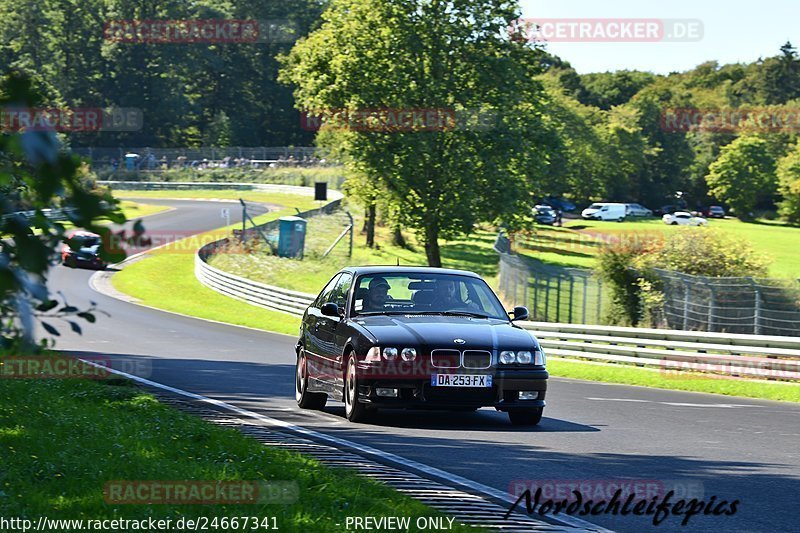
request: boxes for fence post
[596,279,602,324]
[533,270,539,319]
[555,277,562,323]
[545,276,551,322]
[748,277,762,335]
[567,275,575,324]
[241,201,247,243]
[522,271,528,312]
[682,278,691,330]
[582,276,588,324]
[703,278,716,332]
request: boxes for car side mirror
[510,306,529,322]
[321,302,341,318]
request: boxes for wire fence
[495,233,608,324]
[71,146,329,170]
[655,269,800,336]
[495,231,800,336]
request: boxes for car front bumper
[355,368,548,410]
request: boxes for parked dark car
[542,196,576,213]
[702,205,726,218]
[296,267,548,425]
[61,231,106,269]
[532,205,556,225]
[654,204,680,216]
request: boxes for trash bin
[124,153,139,171]
[277,216,306,258]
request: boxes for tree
[777,140,800,224]
[1,72,127,351]
[705,136,777,219]
[279,0,555,266]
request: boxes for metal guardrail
[2,207,75,223]
[195,251,314,315]
[98,181,345,199]
[520,321,800,381]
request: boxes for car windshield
[536,206,554,214]
[352,273,509,320]
[588,203,604,209]
[72,235,100,247]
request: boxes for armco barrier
[98,181,345,198]
[195,252,314,315]
[520,321,800,381]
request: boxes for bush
[599,229,767,326]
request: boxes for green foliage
[639,229,768,277]
[597,236,660,326]
[598,228,767,325]
[777,140,800,224]
[1,72,126,351]
[705,136,778,219]
[280,0,557,266]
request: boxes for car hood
[352,315,538,350]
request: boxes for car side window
[315,274,341,308]
[330,273,353,310]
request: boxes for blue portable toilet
[277,216,306,258]
[124,153,139,170]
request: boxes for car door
[305,274,340,388]
[315,272,353,394]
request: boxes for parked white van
[581,202,627,221]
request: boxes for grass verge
[118,200,171,220]
[519,217,800,278]
[0,377,475,531]
[548,357,800,403]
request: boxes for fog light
[376,388,399,398]
[519,391,539,400]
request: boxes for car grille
[462,350,492,369]
[423,383,497,404]
[430,349,460,369]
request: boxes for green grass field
[0,377,474,531]
[118,200,171,220]
[112,190,323,211]
[516,216,800,278]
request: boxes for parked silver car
[625,203,653,217]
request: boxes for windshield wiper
[356,311,413,316]
[413,311,491,319]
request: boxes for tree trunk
[392,226,406,248]
[424,224,441,267]
[365,204,376,248]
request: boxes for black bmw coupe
[295,266,548,425]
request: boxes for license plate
[431,374,492,387]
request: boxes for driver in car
[364,277,391,311]
[436,279,479,310]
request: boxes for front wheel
[296,349,327,410]
[508,407,544,426]
[344,355,371,423]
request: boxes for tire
[295,349,327,410]
[670,222,678,226]
[63,255,76,268]
[344,355,371,423]
[508,407,544,426]
[617,217,625,222]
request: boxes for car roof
[339,265,483,279]
[673,211,692,216]
[68,230,100,237]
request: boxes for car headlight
[382,347,398,361]
[499,351,516,364]
[516,351,532,364]
[401,348,417,361]
[365,347,381,362]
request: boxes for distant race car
[62,231,106,269]
[703,205,726,218]
[296,266,548,425]
[662,212,708,226]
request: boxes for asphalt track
[46,199,800,533]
